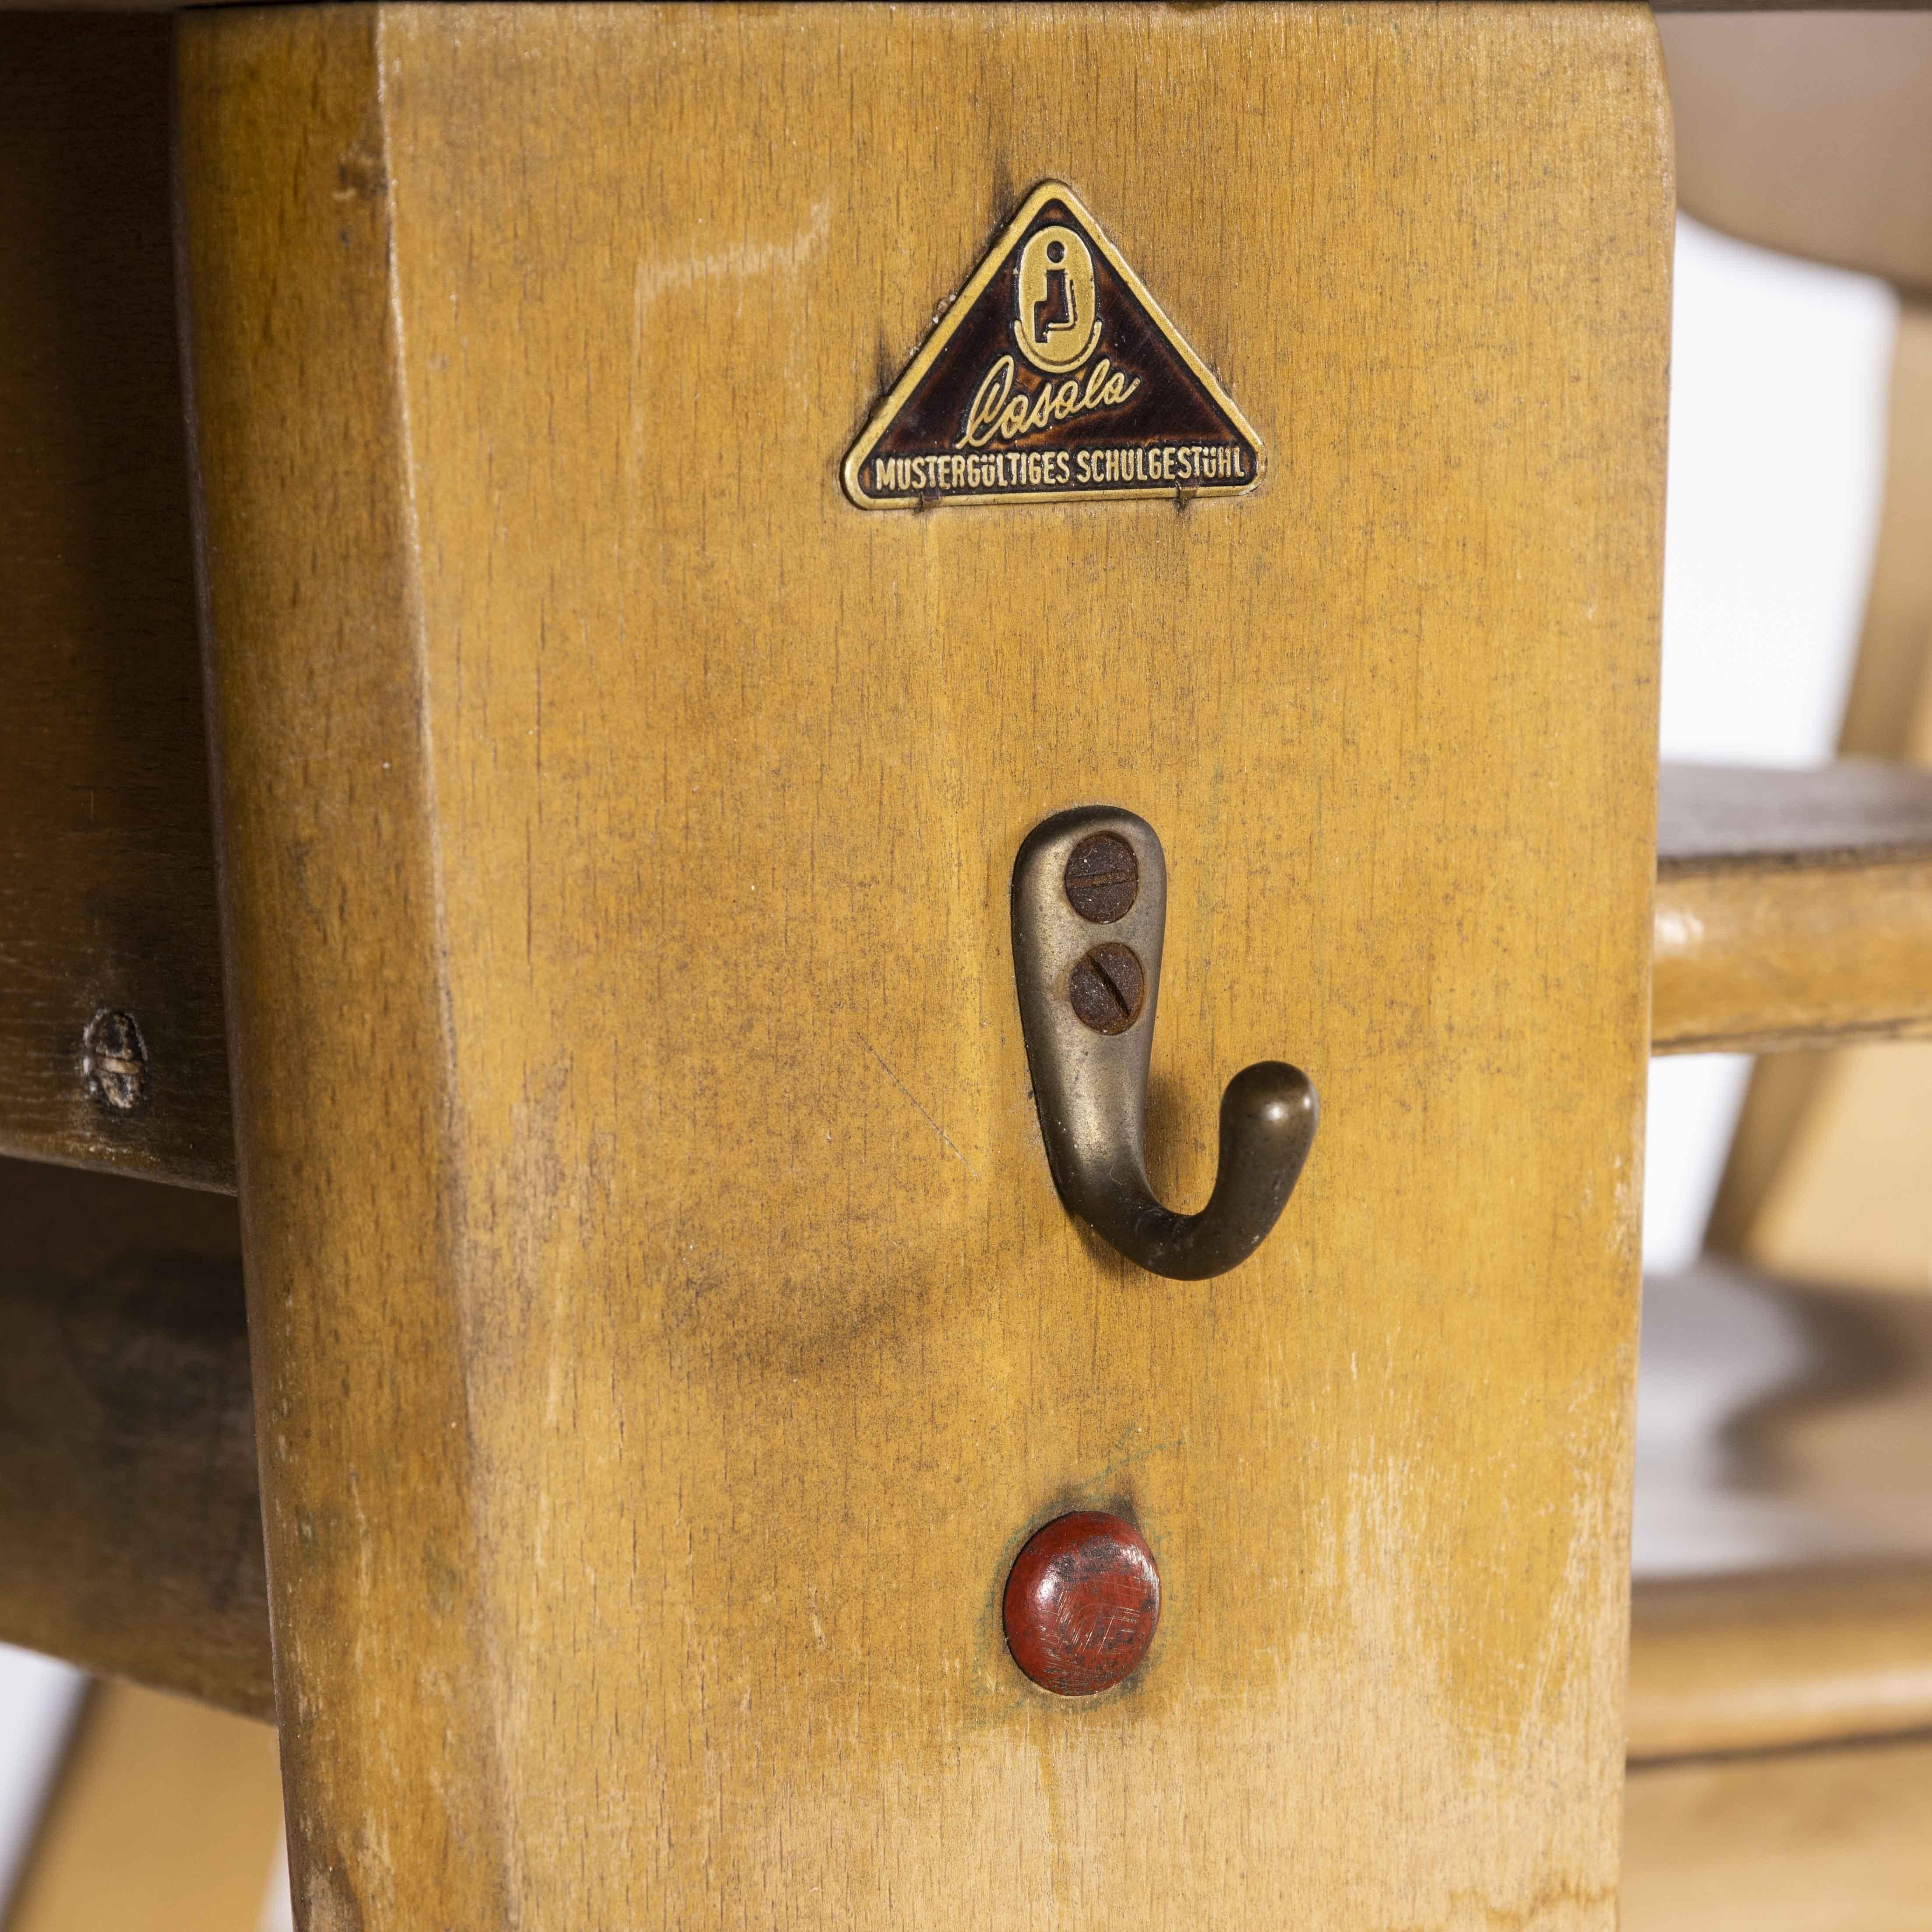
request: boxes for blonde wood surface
[1661,14,1932,292]
[1652,761,1932,1054]
[1709,307,1932,1283]
[1628,1563,1932,1760]
[180,6,1669,1926]
[1652,867,1932,1054]
[1622,1735,1932,1932]
[0,1156,270,1718]
[2,1682,281,1932]
[0,14,233,1192]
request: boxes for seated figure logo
[1017,226,1100,374]
[843,181,1263,510]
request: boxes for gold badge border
[842,180,1265,511]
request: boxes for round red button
[1002,1510,1160,1696]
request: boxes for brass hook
[1012,807,1317,1280]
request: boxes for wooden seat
[1654,760,1932,1054]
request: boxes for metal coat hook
[1012,807,1318,1280]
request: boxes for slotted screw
[1062,831,1140,924]
[1067,943,1145,1035]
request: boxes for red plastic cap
[1002,1510,1160,1696]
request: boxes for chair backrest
[1660,14,1932,293]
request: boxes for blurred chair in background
[1628,16,1932,1931]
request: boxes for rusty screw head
[82,1008,150,1114]
[1062,831,1139,924]
[1067,942,1144,1035]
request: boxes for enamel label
[843,182,1262,511]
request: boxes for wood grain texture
[1622,1736,1932,1932]
[3,1682,281,1932]
[18,1,1932,10]
[1661,13,1932,290]
[0,14,233,1193]
[0,1154,271,1720]
[180,7,1669,1927]
[1652,761,1932,1054]
[1629,1562,1932,1760]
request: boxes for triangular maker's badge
[843,182,1262,510]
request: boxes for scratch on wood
[855,1032,979,1178]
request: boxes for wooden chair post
[177,7,1670,1925]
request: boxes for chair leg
[179,7,1670,1926]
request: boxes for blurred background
[4,12,1932,1930]
[1642,215,1893,1283]
[1636,212,1902,1582]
